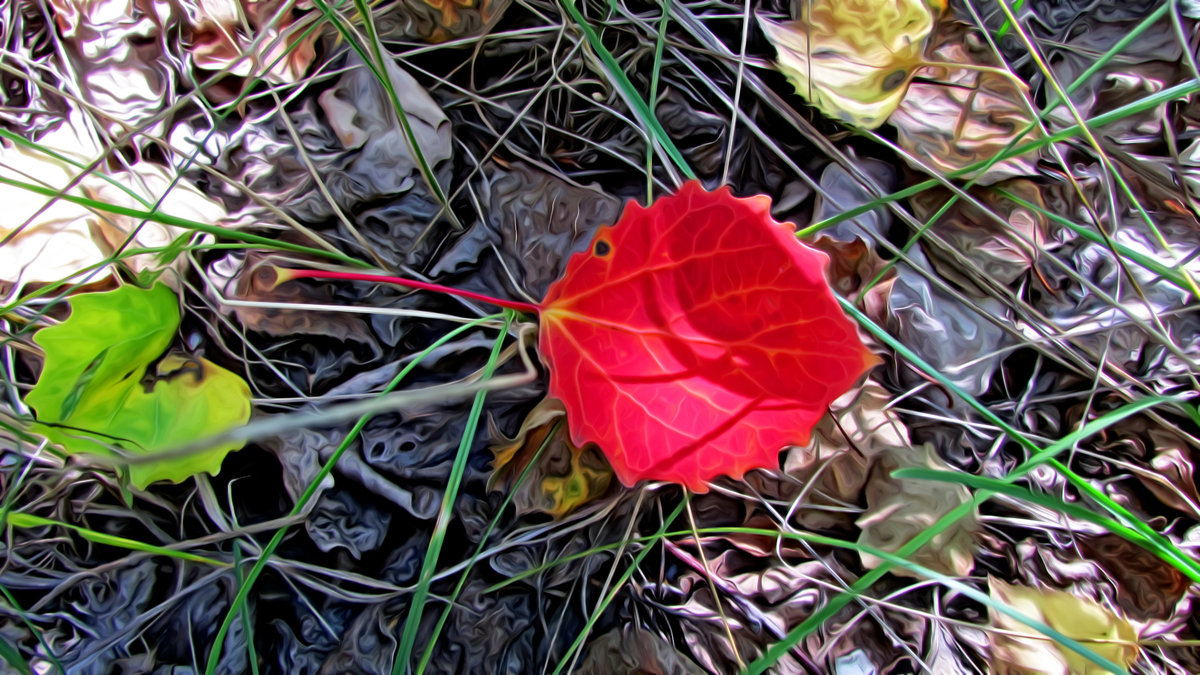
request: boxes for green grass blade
[992,0,1200,298]
[1046,458,1200,581]
[797,78,1200,238]
[745,299,1187,672]
[995,187,1190,292]
[416,419,562,674]
[203,314,502,675]
[549,497,686,675]
[645,0,671,201]
[995,0,1026,37]
[308,0,462,230]
[893,467,1200,583]
[0,128,155,212]
[684,528,1131,675]
[832,0,1171,272]
[4,512,228,567]
[0,584,64,674]
[1017,396,1184,469]
[0,174,368,268]
[557,0,696,182]
[392,311,514,675]
[233,543,261,675]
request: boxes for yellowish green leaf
[24,283,251,489]
[758,0,942,129]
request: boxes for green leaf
[25,284,251,488]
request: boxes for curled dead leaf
[801,380,910,463]
[488,398,613,518]
[316,54,452,194]
[372,0,510,42]
[891,21,1042,184]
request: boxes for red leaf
[276,181,877,493]
[538,181,878,492]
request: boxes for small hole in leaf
[594,240,611,257]
[882,70,907,92]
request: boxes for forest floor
[2,0,1200,673]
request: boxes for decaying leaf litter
[2,0,1200,672]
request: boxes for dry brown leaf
[316,55,452,181]
[416,0,509,42]
[1149,451,1200,515]
[187,0,317,84]
[374,0,511,43]
[758,0,942,129]
[809,234,896,314]
[891,21,1041,184]
[989,577,1140,675]
[856,443,977,578]
[909,180,1048,287]
[1180,138,1200,205]
[1079,535,1191,622]
[738,381,909,532]
[795,380,910,466]
[577,626,705,675]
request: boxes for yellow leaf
[758,0,941,129]
[989,578,1140,675]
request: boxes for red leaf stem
[274,267,541,315]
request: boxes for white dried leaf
[0,114,227,297]
[47,0,173,134]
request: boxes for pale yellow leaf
[758,0,941,129]
[989,578,1140,675]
